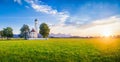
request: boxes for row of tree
[0,23,50,40]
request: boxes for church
[28,19,39,38]
[26,19,48,40]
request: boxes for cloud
[64,1,120,28]
[92,16,119,25]
[25,0,57,14]
[31,3,57,14]
[50,15,120,36]
[65,16,90,26]
[80,16,120,29]
[24,0,69,23]
[14,0,22,4]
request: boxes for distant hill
[49,33,72,38]
[13,34,19,38]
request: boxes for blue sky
[0,0,120,36]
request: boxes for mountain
[13,34,19,38]
[49,33,72,38]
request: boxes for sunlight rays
[101,28,113,37]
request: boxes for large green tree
[39,23,50,38]
[0,30,4,38]
[20,24,30,39]
[2,27,13,39]
[0,31,2,37]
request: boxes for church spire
[35,19,38,36]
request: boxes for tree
[20,24,30,39]
[3,27,13,39]
[0,30,2,37]
[39,23,50,38]
[0,30,4,38]
[0,31,1,37]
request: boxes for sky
[0,0,120,36]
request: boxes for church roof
[31,28,36,32]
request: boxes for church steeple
[35,19,38,34]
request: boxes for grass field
[0,38,120,62]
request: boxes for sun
[101,29,113,37]
[102,31,111,37]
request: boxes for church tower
[35,19,38,37]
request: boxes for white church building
[29,28,38,38]
[27,19,48,40]
[29,19,38,38]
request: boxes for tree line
[0,23,50,40]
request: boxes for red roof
[31,29,36,32]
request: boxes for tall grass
[0,38,120,62]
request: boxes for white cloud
[31,3,57,14]
[25,0,69,23]
[50,15,120,36]
[80,16,120,29]
[92,16,119,25]
[25,0,56,14]
[14,0,22,4]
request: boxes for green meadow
[0,38,120,62]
